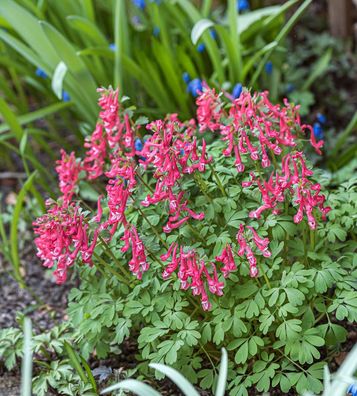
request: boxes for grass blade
[0,102,72,134]
[150,363,201,396]
[0,97,24,140]
[10,171,38,286]
[302,48,332,91]
[52,61,68,99]
[215,348,228,396]
[330,111,357,157]
[21,317,33,396]
[250,0,312,87]
[64,341,89,384]
[101,379,161,396]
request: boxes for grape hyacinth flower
[232,83,243,99]
[237,0,250,12]
[265,61,273,74]
[62,90,70,102]
[210,29,217,39]
[187,78,203,97]
[109,43,116,51]
[153,26,160,37]
[35,68,47,79]
[316,113,327,124]
[182,72,191,84]
[132,0,145,9]
[347,384,357,396]
[313,122,324,140]
[197,43,205,53]
[135,138,143,152]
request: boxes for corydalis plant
[33,85,330,310]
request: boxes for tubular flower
[196,85,223,132]
[236,225,271,277]
[121,225,149,279]
[83,123,107,179]
[161,244,226,310]
[215,244,237,278]
[33,201,95,284]
[55,150,81,204]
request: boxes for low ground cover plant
[28,85,357,395]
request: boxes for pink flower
[33,201,97,283]
[56,150,81,204]
[121,225,149,279]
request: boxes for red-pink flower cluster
[160,243,224,311]
[160,224,270,309]
[140,117,210,232]
[245,152,330,228]
[236,225,271,277]
[121,225,148,280]
[34,88,149,283]
[33,201,98,283]
[56,150,81,204]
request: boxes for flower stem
[136,206,168,249]
[93,251,131,286]
[208,163,227,197]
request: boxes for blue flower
[35,68,47,79]
[347,383,357,396]
[210,29,217,39]
[132,0,145,9]
[197,43,205,53]
[182,72,191,84]
[62,90,71,102]
[109,43,116,51]
[232,83,243,99]
[135,138,143,152]
[313,122,324,140]
[153,26,160,37]
[286,83,295,93]
[187,78,203,97]
[237,0,250,12]
[265,61,273,75]
[317,113,327,124]
[132,15,141,26]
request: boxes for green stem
[93,251,131,286]
[209,163,227,197]
[136,206,168,249]
[310,228,315,252]
[98,235,131,278]
[257,263,271,289]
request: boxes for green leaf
[191,18,214,45]
[276,319,301,341]
[215,349,228,396]
[101,379,161,396]
[150,363,200,396]
[235,340,248,364]
[52,61,68,99]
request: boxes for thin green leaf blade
[150,363,201,396]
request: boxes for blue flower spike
[265,61,273,75]
[35,68,47,79]
[317,113,327,124]
[62,90,71,102]
[135,138,143,152]
[313,122,324,140]
[347,383,357,396]
[232,83,243,99]
[182,72,191,84]
[187,78,203,97]
[237,0,250,12]
[109,43,116,52]
[153,26,160,37]
[197,43,205,53]
[210,29,217,40]
[286,83,295,93]
[132,0,145,10]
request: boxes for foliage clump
[31,86,357,395]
